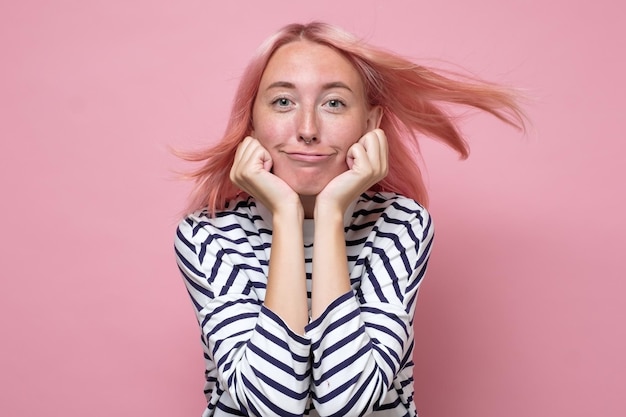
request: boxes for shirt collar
[255,198,357,245]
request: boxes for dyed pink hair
[179,22,525,214]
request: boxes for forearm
[206,305,312,416]
[306,293,407,417]
[311,204,351,319]
[264,208,309,334]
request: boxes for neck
[300,195,316,219]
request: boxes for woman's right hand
[230,136,301,216]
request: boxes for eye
[272,97,292,107]
[325,99,346,110]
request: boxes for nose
[297,107,318,144]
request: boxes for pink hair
[178,22,525,215]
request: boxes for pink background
[1,1,624,416]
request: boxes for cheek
[252,116,291,146]
[326,118,367,148]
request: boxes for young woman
[175,22,524,417]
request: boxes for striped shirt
[175,192,434,417]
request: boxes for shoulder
[353,192,431,226]
[176,196,263,243]
[348,192,434,250]
[180,196,259,228]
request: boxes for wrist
[272,202,305,226]
[313,200,344,224]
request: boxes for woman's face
[251,40,381,197]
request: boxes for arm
[308,198,434,416]
[311,129,388,318]
[230,136,309,334]
[308,129,431,416]
[175,212,311,416]
[264,210,308,334]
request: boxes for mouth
[285,152,332,163]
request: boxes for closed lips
[285,152,332,162]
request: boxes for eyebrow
[265,81,354,93]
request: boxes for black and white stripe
[175,192,434,417]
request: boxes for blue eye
[327,99,344,108]
[274,98,291,106]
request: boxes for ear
[366,105,383,131]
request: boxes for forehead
[260,40,364,92]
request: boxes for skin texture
[229,40,388,332]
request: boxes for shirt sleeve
[305,202,434,417]
[174,214,312,417]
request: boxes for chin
[287,179,330,197]
[292,186,326,197]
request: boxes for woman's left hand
[316,128,388,214]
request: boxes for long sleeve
[305,194,434,417]
[174,207,312,416]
